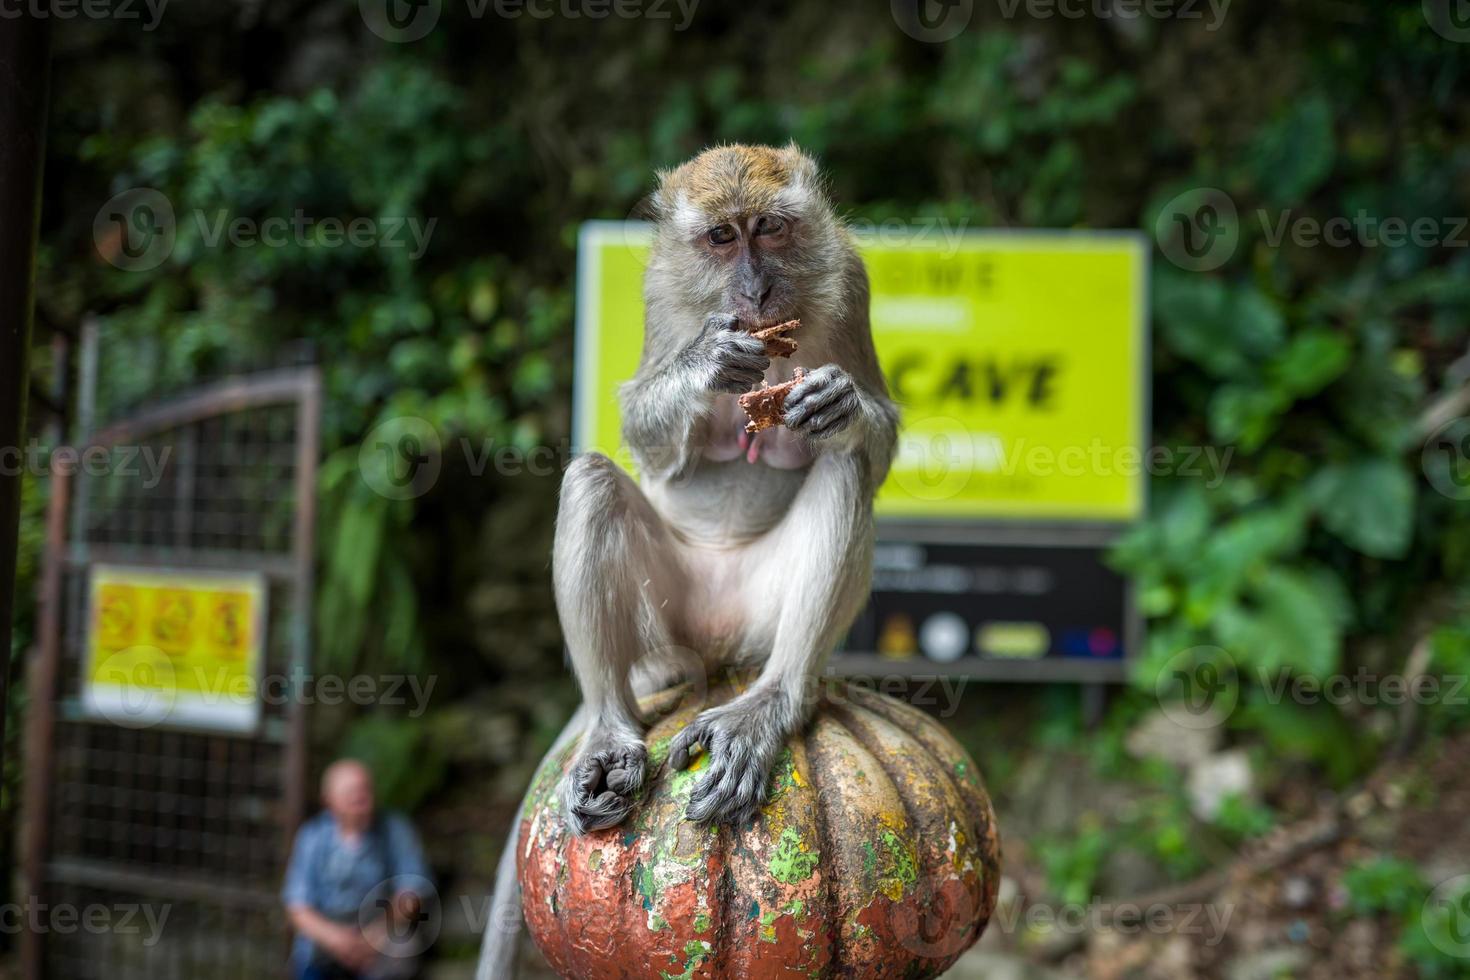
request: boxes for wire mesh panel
[24,368,319,980]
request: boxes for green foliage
[28,1,1470,822]
[1341,859,1470,980]
[337,714,447,814]
[1341,857,1426,918]
[1037,816,1108,906]
[1212,793,1276,842]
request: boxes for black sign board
[837,527,1137,682]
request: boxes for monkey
[477,144,897,978]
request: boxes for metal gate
[21,366,320,979]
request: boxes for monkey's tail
[475,705,588,980]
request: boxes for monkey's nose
[743,285,773,309]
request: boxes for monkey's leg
[670,453,872,825]
[554,452,682,834]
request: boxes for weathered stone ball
[519,681,1001,978]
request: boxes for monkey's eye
[754,215,786,236]
[707,224,737,246]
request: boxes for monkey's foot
[563,738,647,835]
[669,693,786,826]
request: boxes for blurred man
[283,759,433,980]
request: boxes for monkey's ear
[644,166,682,223]
[781,142,822,187]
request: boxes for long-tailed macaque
[557,143,898,833]
[478,144,897,977]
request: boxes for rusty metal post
[0,14,53,779]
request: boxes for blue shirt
[282,810,432,970]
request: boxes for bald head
[321,759,375,831]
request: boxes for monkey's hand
[783,365,861,441]
[687,313,770,394]
[561,730,648,835]
[668,687,789,826]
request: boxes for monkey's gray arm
[620,312,769,479]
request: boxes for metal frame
[0,12,53,810]
[21,365,321,979]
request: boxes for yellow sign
[575,223,1148,522]
[84,565,267,732]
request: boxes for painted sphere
[518,682,1001,978]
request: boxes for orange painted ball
[518,682,1002,978]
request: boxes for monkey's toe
[563,742,647,835]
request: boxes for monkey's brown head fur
[646,143,855,335]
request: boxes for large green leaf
[1214,565,1348,678]
[1155,274,1286,379]
[1268,328,1352,397]
[1309,459,1417,559]
[1247,93,1336,206]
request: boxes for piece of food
[750,318,800,358]
[739,367,806,434]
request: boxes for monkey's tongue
[738,428,761,464]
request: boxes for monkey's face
[700,212,798,326]
[652,144,845,330]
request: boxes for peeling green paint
[659,939,712,980]
[877,828,919,901]
[769,827,819,884]
[693,911,711,934]
[588,849,603,871]
[634,860,657,910]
